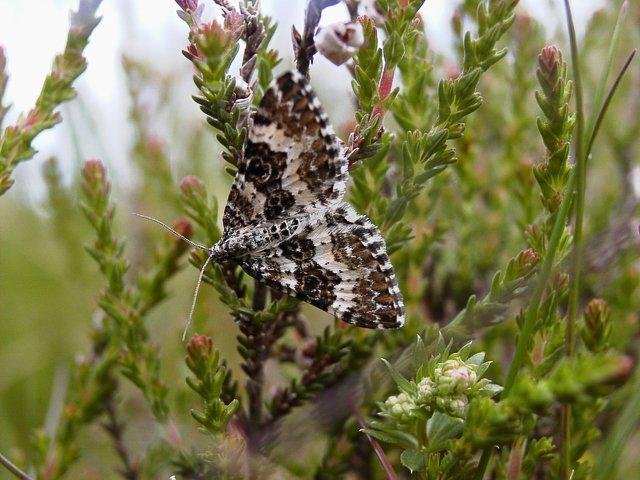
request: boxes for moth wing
[223,71,348,233]
[238,204,404,329]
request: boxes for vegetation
[1,0,639,478]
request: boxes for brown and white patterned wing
[223,71,348,233]
[237,203,405,329]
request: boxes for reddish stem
[352,403,398,480]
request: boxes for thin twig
[585,50,636,157]
[252,282,268,311]
[474,447,493,480]
[102,399,140,480]
[243,281,269,431]
[352,403,398,480]
[294,0,341,75]
[0,452,33,480]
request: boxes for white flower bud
[417,377,436,402]
[447,396,469,417]
[384,392,416,420]
[315,22,364,66]
[437,359,478,394]
[391,403,404,415]
[449,365,477,387]
[385,394,400,406]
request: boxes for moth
[142,71,404,332]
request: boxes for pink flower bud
[179,175,206,197]
[515,248,540,273]
[539,45,562,78]
[83,159,107,183]
[185,43,203,61]
[23,108,43,129]
[173,218,193,239]
[187,334,213,359]
[202,20,233,46]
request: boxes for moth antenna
[182,253,214,342]
[133,213,209,251]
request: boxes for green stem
[561,0,585,477]
[504,171,576,394]
[564,0,585,365]
[504,4,635,448]
[561,3,634,478]
[585,50,637,158]
[561,0,587,476]
[474,447,493,480]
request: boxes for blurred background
[3,0,637,478]
[0,0,605,197]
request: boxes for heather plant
[1,0,639,479]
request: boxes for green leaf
[381,358,416,395]
[400,448,425,473]
[426,412,464,451]
[467,352,486,366]
[362,427,420,450]
[413,335,427,368]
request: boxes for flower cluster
[381,348,501,421]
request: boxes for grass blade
[584,1,629,148]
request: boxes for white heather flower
[315,22,365,66]
[384,392,416,420]
[416,377,436,402]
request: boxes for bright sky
[0,0,606,200]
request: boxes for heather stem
[562,1,585,478]
[245,285,268,429]
[103,399,140,480]
[504,172,577,393]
